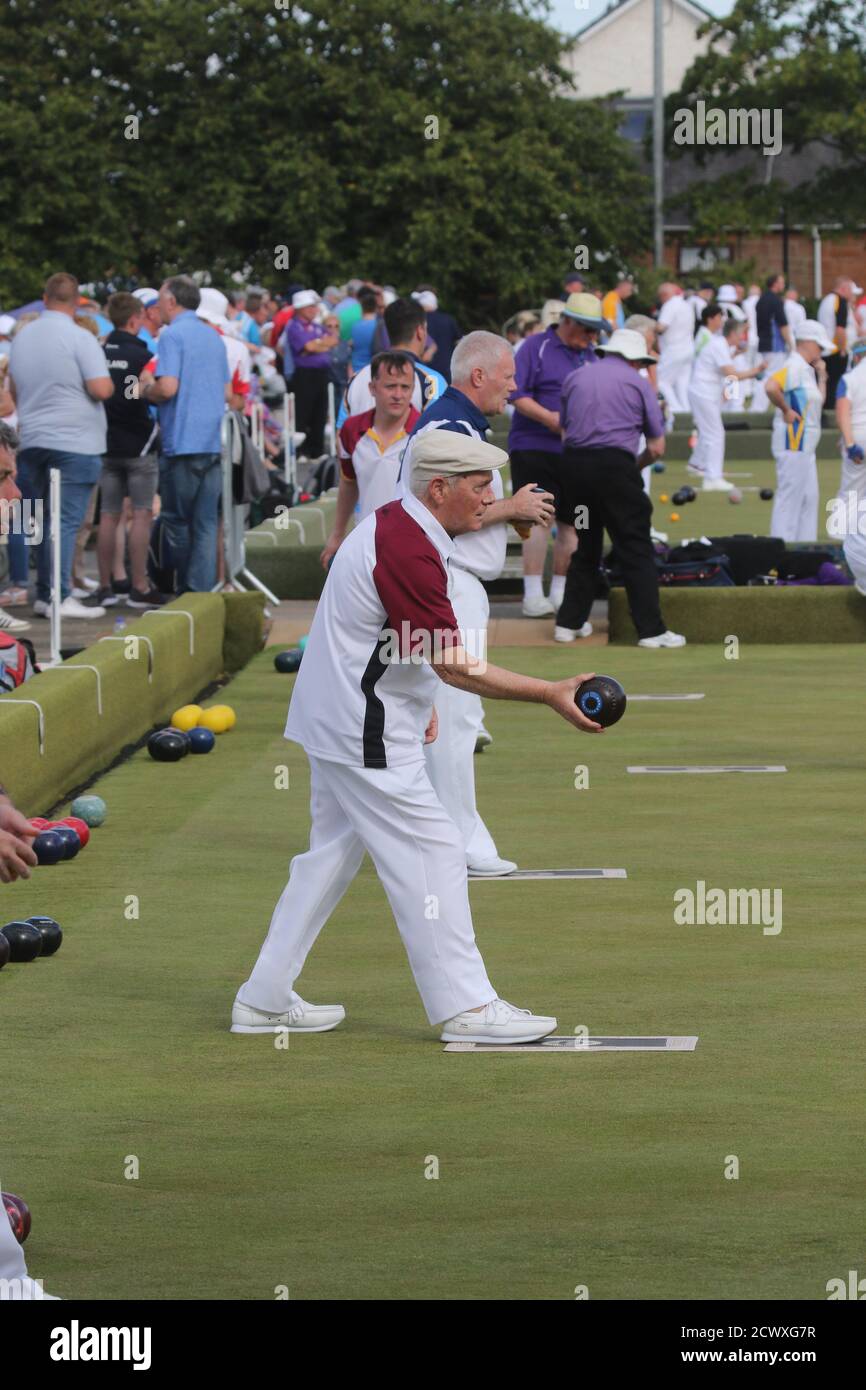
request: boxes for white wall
[562,0,711,101]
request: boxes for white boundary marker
[470,868,627,880]
[40,663,103,715]
[629,693,705,702]
[628,765,786,774]
[98,634,155,683]
[445,1035,699,1053]
[141,608,195,655]
[0,697,46,754]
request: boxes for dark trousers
[825,351,848,411]
[558,446,666,639]
[293,367,330,457]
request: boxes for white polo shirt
[658,294,695,360]
[338,406,420,520]
[690,333,734,401]
[285,491,462,769]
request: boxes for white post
[49,467,62,665]
[285,392,296,489]
[326,381,336,456]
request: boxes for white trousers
[688,390,725,478]
[424,566,499,864]
[770,449,819,542]
[658,353,692,416]
[750,351,785,413]
[238,754,496,1025]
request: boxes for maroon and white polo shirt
[285,491,462,768]
[338,406,420,521]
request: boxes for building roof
[574,0,715,45]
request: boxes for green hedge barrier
[609,585,866,645]
[0,594,231,816]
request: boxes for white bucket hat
[596,328,658,364]
[196,287,231,330]
[292,289,319,310]
[795,319,836,355]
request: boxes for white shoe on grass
[440,998,557,1044]
[554,622,592,642]
[522,595,555,618]
[638,629,687,648]
[59,596,106,619]
[702,476,734,492]
[231,996,345,1034]
[467,856,517,877]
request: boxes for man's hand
[846,443,865,464]
[784,407,802,426]
[424,708,438,744]
[321,533,342,570]
[509,484,555,527]
[0,799,38,883]
[814,358,828,380]
[542,674,605,733]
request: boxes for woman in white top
[765,320,833,541]
[688,318,766,491]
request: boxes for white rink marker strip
[470,869,627,880]
[628,693,705,702]
[445,1036,699,1053]
[627,765,787,774]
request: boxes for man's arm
[636,434,665,469]
[143,375,179,403]
[321,471,359,568]
[511,395,559,432]
[84,376,114,401]
[431,648,603,732]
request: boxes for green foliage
[0,0,650,323]
[665,0,866,234]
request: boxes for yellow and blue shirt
[770,353,823,455]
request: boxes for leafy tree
[665,0,866,237]
[0,0,650,323]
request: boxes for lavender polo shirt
[508,327,597,454]
[287,316,332,370]
[561,354,665,455]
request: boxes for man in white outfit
[231,430,602,1044]
[400,332,553,877]
[656,283,695,418]
[766,320,834,542]
[688,320,765,490]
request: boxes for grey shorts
[100,454,159,512]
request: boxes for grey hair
[408,461,461,499]
[450,330,511,385]
[0,419,19,450]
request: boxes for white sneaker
[554,622,592,642]
[638,629,687,648]
[702,476,734,492]
[0,607,31,631]
[32,599,50,618]
[686,462,706,477]
[230,995,345,1034]
[522,595,555,618]
[467,856,517,877]
[72,576,99,593]
[441,998,557,1044]
[59,596,106,619]
[650,527,669,544]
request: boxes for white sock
[524,574,543,600]
[549,574,566,607]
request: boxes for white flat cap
[411,428,508,484]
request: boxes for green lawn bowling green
[1,642,862,1300]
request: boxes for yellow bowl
[171,705,202,732]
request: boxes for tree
[664,0,866,236]
[0,0,650,323]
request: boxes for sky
[548,0,735,37]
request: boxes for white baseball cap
[0,314,16,336]
[133,287,159,307]
[292,290,319,310]
[717,284,739,303]
[795,319,836,354]
[596,328,658,364]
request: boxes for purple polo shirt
[561,355,665,455]
[287,316,332,370]
[508,327,597,454]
